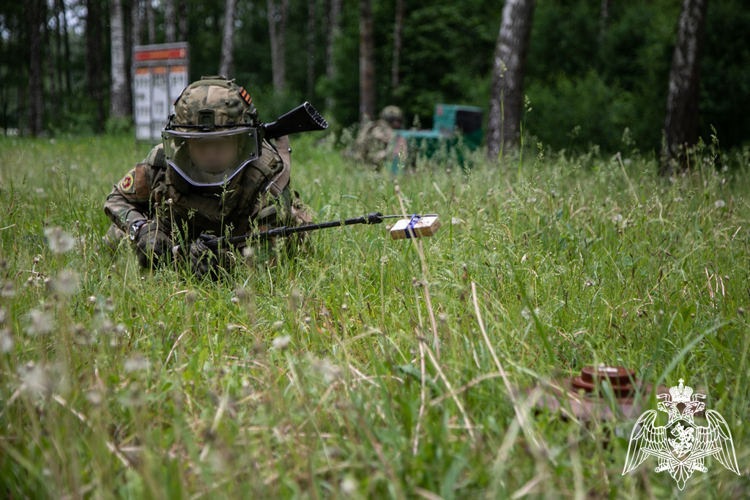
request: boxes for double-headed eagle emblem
[622,379,740,490]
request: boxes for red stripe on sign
[134,48,187,61]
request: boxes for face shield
[162,127,262,187]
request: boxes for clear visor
[162,128,261,187]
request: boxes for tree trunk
[145,0,156,43]
[359,0,375,121]
[44,2,58,107]
[86,0,105,133]
[662,0,708,174]
[58,0,72,95]
[267,0,289,93]
[132,0,142,46]
[219,0,237,78]
[27,0,44,135]
[110,0,129,119]
[53,0,64,99]
[599,0,609,46]
[164,0,176,43]
[325,0,342,111]
[178,0,188,41]
[486,0,535,159]
[391,0,404,93]
[307,0,316,99]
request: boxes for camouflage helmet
[379,105,404,126]
[162,76,262,187]
[167,75,259,131]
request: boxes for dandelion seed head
[86,390,103,406]
[26,309,54,336]
[54,270,79,296]
[313,358,343,384]
[272,335,291,350]
[0,328,13,353]
[21,363,52,397]
[715,200,726,208]
[44,227,76,254]
[340,476,358,495]
[124,354,150,373]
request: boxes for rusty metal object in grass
[532,365,670,423]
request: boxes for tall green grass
[1,134,749,498]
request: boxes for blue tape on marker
[405,214,420,239]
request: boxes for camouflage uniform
[104,76,311,277]
[349,106,404,168]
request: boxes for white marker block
[390,215,441,240]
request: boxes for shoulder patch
[119,173,136,194]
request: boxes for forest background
[1,0,749,155]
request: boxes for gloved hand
[134,221,172,269]
[187,235,231,279]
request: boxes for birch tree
[145,0,155,44]
[27,0,44,135]
[486,0,535,159]
[164,0,176,43]
[56,0,72,95]
[219,0,237,78]
[267,0,289,92]
[359,0,375,121]
[662,0,708,174]
[325,0,342,111]
[132,0,142,46]
[110,0,129,118]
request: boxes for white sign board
[133,42,189,142]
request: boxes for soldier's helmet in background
[162,76,262,187]
[379,106,404,127]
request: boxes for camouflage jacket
[350,119,395,167]
[104,138,305,246]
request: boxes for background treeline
[1,0,749,154]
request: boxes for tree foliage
[0,0,748,152]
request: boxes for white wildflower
[271,320,285,331]
[612,214,623,224]
[26,309,54,336]
[521,307,531,320]
[272,335,291,350]
[124,354,150,373]
[715,200,726,208]
[44,227,76,254]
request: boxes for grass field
[1,133,749,499]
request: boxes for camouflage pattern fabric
[172,76,258,129]
[103,138,311,274]
[349,119,396,168]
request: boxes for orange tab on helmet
[239,87,252,106]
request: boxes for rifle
[172,213,440,255]
[263,102,329,140]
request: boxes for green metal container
[391,104,483,172]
